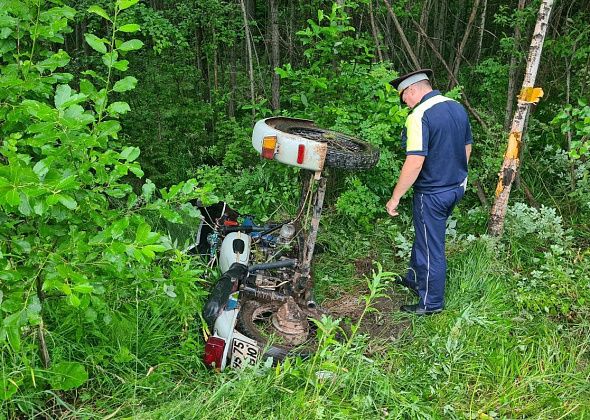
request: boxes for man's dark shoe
[400,304,443,315]
[393,276,419,297]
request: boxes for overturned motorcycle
[200,117,379,370]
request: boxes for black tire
[275,121,379,170]
[236,299,320,363]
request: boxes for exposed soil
[323,287,413,355]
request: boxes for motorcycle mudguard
[203,263,249,330]
[219,232,251,273]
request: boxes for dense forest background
[1,0,589,417]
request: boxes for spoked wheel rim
[284,127,367,154]
[237,300,322,362]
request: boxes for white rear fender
[252,117,327,171]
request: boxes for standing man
[386,69,472,315]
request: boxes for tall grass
[6,227,588,419]
[126,238,589,419]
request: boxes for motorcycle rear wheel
[236,299,322,363]
[274,121,379,171]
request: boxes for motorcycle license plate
[231,335,259,369]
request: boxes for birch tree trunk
[488,0,554,237]
[269,0,280,111]
[475,0,487,63]
[239,0,256,120]
[504,0,528,130]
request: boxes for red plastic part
[297,144,305,164]
[262,147,275,160]
[204,336,226,369]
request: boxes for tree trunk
[368,0,383,62]
[229,44,237,118]
[269,0,280,111]
[416,0,430,63]
[449,0,465,69]
[504,0,528,131]
[412,19,489,132]
[475,0,487,63]
[448,0,481,90]
[239,0,256,120]
[212,29,219,92]
[288,0,294,65]
[488,0,554,237]
[382,0,421,70]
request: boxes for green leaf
[110,218,129,239]
[112,76,137,93]
[118,24,140,33]
[68,294,81,307]
[54,85,86,110]
[4,189,20,206]
[49,362,88,391]
[84,33,107,54]
[79,79,96,96]
[164,284,177,298]
[135,223,150,243]
[129,164,144,178]
[57,194,78,210]
[0,374,19,401]
[18,193,32,216]
[3,312,23,352]
[95,120,121,139]
[120,146,140,161]
[112,60,129,71]
[88,5,111,21]
[72,284,94,294]
[0,27,12,39]
[37,50,71,71]
[33,160,49,179]
[102,51,118,68]
[118,39,143,52]
[26,296,42,325]
[108,101,131,115]
[159,208,182,224]
[117,0,140,10]
[54,84,72,108]
[142,180,156,201]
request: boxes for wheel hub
[271,297,309,346]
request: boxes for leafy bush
[0,1,211,411]
[514,245,589,317]
[505,203,570,246]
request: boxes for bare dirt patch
[323,287,413,355]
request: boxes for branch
[382,0,421,69]
[411,19,490,133]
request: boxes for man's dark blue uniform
[387,70,473,314]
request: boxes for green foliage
[552,100,590,159]
[0,1,210,411]
[514,244,589,316]
[335,176,381,231]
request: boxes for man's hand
[386,155,425,217]
[386,196,400,217]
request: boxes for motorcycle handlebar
[249,258,297,273]
[220,225,269,234]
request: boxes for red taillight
[297,144,305,164]
[261,136,277,160]
[204,336,226,369]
